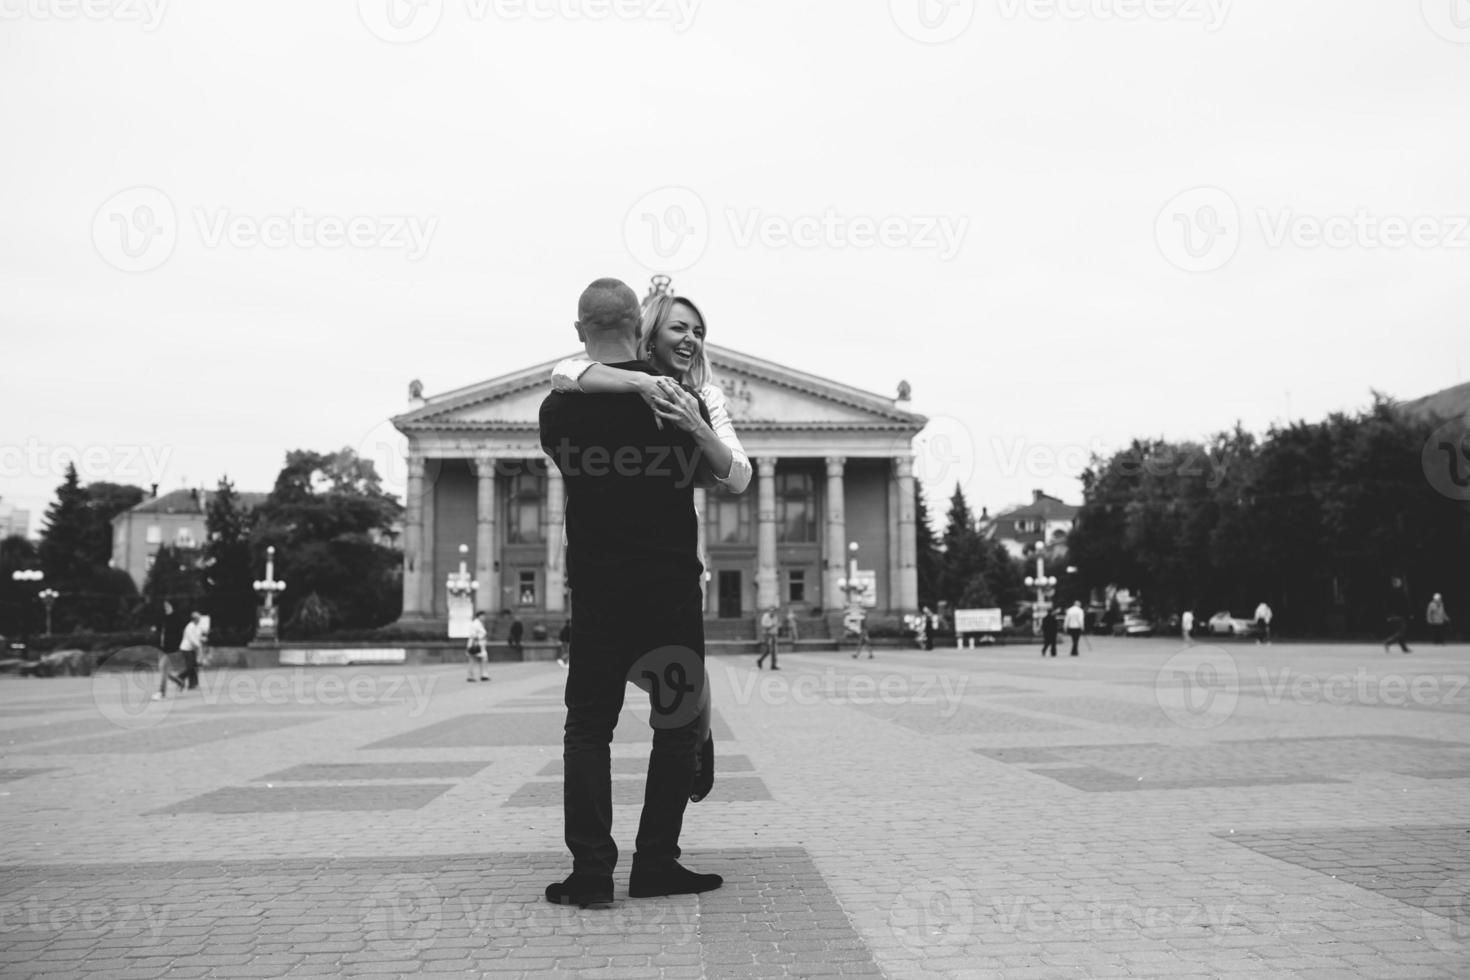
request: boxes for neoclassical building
[390,345,928,632]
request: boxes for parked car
[1113,615,1155,637]
[1207,612,1257,637]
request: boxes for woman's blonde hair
[639,293,712,390]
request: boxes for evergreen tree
[203,477,256,641]
[915,485,941,611]
[38,464,92,588]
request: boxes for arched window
[711,485,751,544]
[507,471,545,544]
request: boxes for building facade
[985,490,1080,559]
[111,488,268,588]
[0,498,30,540]
[390,346,928,631]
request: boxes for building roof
[126,489,270,517]
[1399,380,1470,422]
[993,490,1080,522]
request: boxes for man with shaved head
[539,277,722,908]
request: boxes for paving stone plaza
[1,639,1468,979]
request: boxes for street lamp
[10,569,43,658]
[1024,556,1058,635]
[836,541,868,608]
[446,544,480,600]
[252,545,287,643]
[37,588,59,637]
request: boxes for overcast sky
[2,0,1467,536]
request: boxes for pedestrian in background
[557,620,571,667]
[784,606,799,650]
[466,611,489,682]
[1254,601,1273,645]
[508,614,525,657]
[1384,578,1412,654]
[1064,601,1085,656]
[1040,608,1059,657]
[1181,609,1195,646]
[847,607,873,659]
[1426,594,1449,646]
[178,612,204,690]
[756,607,779,670]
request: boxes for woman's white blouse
[549,357,752,493]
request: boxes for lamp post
[836,541,868,609]
[10,569,43,658]
[37,588,59,637]
[1023,556,1057,636]
[252,546,287,643]
[445,544,480,639]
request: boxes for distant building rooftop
[126,488,269,517]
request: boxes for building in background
[0,498,31,540]
[111,487,268,588]
[388,344,928,635]
[987,490,1080,559]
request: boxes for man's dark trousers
[1068,628,1082,656]
[564,583,705,878]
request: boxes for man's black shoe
[545,873,614,908]
[691,733,714,803]
[628,863,723,898]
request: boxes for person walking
[539,277,723,908]
[557,620,571,667]
[756,607,779,670]
[178,612,205,690]
[1181,609,1195,647]
[1040,608,1059,657]
[1384,578,1412,654]
[921,606,935,651]
[784,607,799,649]
[1254,601,1273,645]
[1426,594,1449,646]
[508,615,525,657]
[466,611,490,682]
[846,607,874,659]
[1064,601,1085,656]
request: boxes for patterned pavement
[1,638,1468,978]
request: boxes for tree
[203,477,257,642]
[82,482,145,569]
[140,544,205,649]
[251,448,404,633]
[0,535,40,638]
[915,485,942,611]
[38,464,92,589]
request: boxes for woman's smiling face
[651,300,705,378]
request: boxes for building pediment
[392,345,927,435]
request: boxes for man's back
[540,361,706,593]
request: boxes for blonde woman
[551,292,751,494]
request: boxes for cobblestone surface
[1,638,1467,977]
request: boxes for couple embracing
[538,277,751,907]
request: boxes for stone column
[755,458,778,613]
[896,455,918,613]
[419,458,437,616]
[824,456,847,611]
[401,453,426,618]
[693,487,709,612]
[470,456,498,616]
[544,464,565,612]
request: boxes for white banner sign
[954,608,1002,633]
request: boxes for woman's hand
[650,378,706,434]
